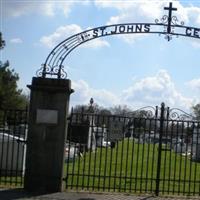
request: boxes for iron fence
[65,103,200,196]
[0,108,28,187]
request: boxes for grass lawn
[64,139,200,195]
[0,176,23,188]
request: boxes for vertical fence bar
[124,116,130,192]
[134,117,142,192]
[188,120,194,195]
[178,121,184,195]
[162,107,169,194]
[140,118,146,193]
[70,113,76,189]
[97,116,104,191]
[129,117,135,192]
[66,108,73,189]
[92,113,100,191]
[87,113,94,190]
[192,121,197,195]
[119,116,124,192]
[155,102,165,196]
[172,120,179,194]
[167,116,173,194]
[10,110,16,184]
[15,111,21,185]
[108,116,113,191]
[113,116,119,191]
[103,114,108,191]
[76,138,81,190]
[145,118,152,192]
[0,110,7,184]
[150,106,158,192]
[183,121,189,194]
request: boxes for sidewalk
[0,189,199,200]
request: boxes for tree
[110,105,132,116]
[192,104,200,120]
[0,32,5,50]
[0,32,28,110]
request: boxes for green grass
[0,175,24,188]
[64,139,200,195]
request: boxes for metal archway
[37,2,200,79]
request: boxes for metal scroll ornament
[128,106,158,119]
[36,64,67,79]
[155,15,184,41]
[155,15,184,26]
[168,108,195,121]
[155,2,184,41]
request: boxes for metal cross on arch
[37,2,200,79]
[164,2,177,34]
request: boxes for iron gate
[0,108,28,187]
[65,103,200,196]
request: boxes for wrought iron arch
[37,2,200,79]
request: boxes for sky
[1,0,200,112]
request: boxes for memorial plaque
[67,122,89,144]
[36,109,58,124]
[108,121,124,141]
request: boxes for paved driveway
[0,189,199,200]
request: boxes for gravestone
[67,121,89,144]
[108,121,124,142]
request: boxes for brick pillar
[24,77,73,193]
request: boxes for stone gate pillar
[24,77,73,193]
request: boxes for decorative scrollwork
[155,11,185,41]
[171,16,184,26]
[60,66,67,79]
[36,64,67,79]
[128,106,158,119]
[155,15,169,25]
[168,108,195,121]
[36,65,44,77]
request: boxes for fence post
[155,102,165,196]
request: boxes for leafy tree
[192,104,200,120]
[0,32,28,110]
[110,105,132,116]
[0,32,5,50]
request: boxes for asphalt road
[0,189,200,200]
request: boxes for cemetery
[0,132,26,176]
[1,1,200,198]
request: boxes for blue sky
[1,0,200,111]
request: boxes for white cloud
[3,1,76,18]
[82,38,110,48]
[95,0,191,23]
[190,40,200,48]
[40,24,109,49]
[121,70,193,108]
[95,0,200,44]
[70,70,194,110]
[40,24,82,48]
[71,80,120,107]
[186,78,200,91]
[10,38,23,44]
